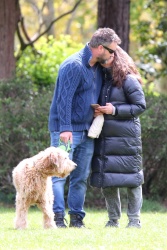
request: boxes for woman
[90,46,146,228]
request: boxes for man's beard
[97,56,111,65]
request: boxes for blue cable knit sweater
[48,44,103,133]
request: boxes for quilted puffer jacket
[90,70,146,188]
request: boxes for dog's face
[44,147,76,178]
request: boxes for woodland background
[0,0,167,206]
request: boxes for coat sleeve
[115,75,146,118]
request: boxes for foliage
[87,90,167,204]
[16,35,83,86]
[16,0,167,93]
[0,204,167,250]
[0,78,53,202]
[15,0,97,58]
[130,0,167,86]
[1,37,83,202]
[18,0,96,46]
[1,76,167,203]
[141,91,167,200]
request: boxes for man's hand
[94,108,103,117]
[60,131,73,144]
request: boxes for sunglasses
[102,45,115,54]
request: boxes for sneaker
[69,214,85,228]
[105,220,119,228]
[54,213,67,228]
[126,219,141,228]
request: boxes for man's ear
[98,44,104,52]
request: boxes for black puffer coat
[90,70,146,188]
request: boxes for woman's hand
[97,103,114,114]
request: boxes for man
[48,28,121,228]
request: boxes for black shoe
[105,219,119,228]
[69,214,85,228]
[126,219,141,228]
[54,213,67,228]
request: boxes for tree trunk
[0,0,21,80]
[98,0,130,52]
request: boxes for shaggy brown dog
[12,147,76,229]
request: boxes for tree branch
[16,0,82,59]
[20,17,32,43]
[16,22,26,51]
[29,0,82,45]
[16,17,35,60]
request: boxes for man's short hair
[89,28,121,48]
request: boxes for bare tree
[0,0,82,80]
[17,0,82,57]
[98,0,130,52]
[25,0,56,37]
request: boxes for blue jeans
[50,131,94,218]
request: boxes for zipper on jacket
[91,64,99,102]
[105,85,111,104]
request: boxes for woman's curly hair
[112,46,142,87]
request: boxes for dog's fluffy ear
[47,147,69,167]
[50,149,68,167]
[50,151,59,166]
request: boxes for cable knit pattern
[48,44,103,133]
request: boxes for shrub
[1,80,167,204]
[1,36,83,203]
[0,78,53,202]
[86,91,167,206]
[1,41,167,205]
[141,91,167,200]
[16,35,83,87]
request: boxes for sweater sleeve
[115,75,146,118]
[56,61,82,133]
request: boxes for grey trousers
[102,186,143,220]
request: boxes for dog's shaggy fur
[12,147,76,229]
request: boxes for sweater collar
[82,43,93,68]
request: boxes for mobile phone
[91,104,100,109]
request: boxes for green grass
[0,200,167,250]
